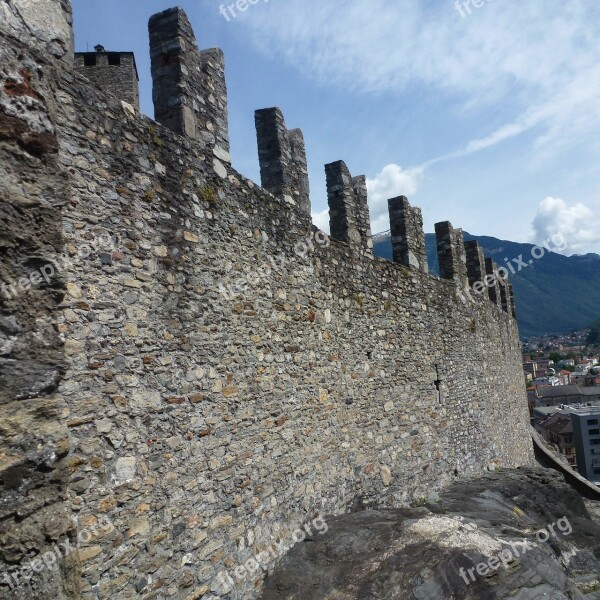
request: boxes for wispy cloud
[242,0,600,165]
[241,0,599,99]
[424,63,600,168]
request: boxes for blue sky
[72,0,600,255]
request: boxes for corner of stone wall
[0,1,77,598]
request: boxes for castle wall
[1,4,533,600]
[53,75,532,600]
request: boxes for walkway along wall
[0,4,533,599]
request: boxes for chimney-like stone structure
[255,107,311,215]
[149,7,230,162]
[387,196,428,273]
[464,240,486,300]
[326,161,373,255]
[435,221,468,286]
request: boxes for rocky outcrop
[260,467,600,600]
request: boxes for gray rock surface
[260,467,600,600]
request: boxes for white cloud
[311,207,330,233]
[531,197,600,255]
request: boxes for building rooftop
[580,387,600,396]
[567,406,600,418]
[540,413,573,436]
[534,404,600,419]
[533,406,561,419]
[537,385,581,397]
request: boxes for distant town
[523,325,600,486]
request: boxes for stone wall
[1,3,533,600]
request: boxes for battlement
[325,160,374,256]
[255,107,311,215]
[387,196,428,273]
[149,7,230,162]
[435,221,469,287]
[464,240,487,304]
[484,258,502,307]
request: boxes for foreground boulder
[260,467,600,599]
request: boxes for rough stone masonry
[0,2,532,599]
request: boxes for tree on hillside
[549,352,563,364]
[587,325,600,345]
